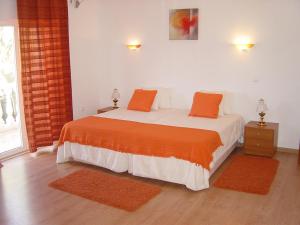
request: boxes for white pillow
[200,90,232,116]
[221,91,232,115]
[152,93,159,110]
[157,88,172,109]
[142,87,172,110]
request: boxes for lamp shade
[112,88,120,100]
[256,98,268,112]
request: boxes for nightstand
[244,121,279,157]
[298,140,300,165]
[97,107,119,114]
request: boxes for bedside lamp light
[112,89,120,108]
[257,98,268,126]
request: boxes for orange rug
[49,169,161,211]
[214,155,279,195]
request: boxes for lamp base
[257,112,266,127]
[257,121,266,127]
[113,99,118,108]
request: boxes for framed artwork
[169,8,199,40]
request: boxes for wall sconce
[234,36,255,51]
[70,0,84,8]
[127,40,142,50]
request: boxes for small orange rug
[49,169,161,211]
[214,155,279,195]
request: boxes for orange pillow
[127,89,158,112]
[189,92,223,118]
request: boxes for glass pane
[0,26,23,154]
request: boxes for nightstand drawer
[245,138,274,149]
[245,127,274,140]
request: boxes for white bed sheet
[57,108,244,191]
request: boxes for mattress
[57,108,244,190]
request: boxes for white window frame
[0,20,28,159]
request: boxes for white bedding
[57,108,244,191]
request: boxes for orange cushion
[127,89,158,112]
[189,92,223,118]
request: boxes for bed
[57,108,244,191]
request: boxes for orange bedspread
[58,116,223,170]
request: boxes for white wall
[0,0,17,21]
[68,0,112,118]
[69,0,300,149]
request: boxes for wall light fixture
[70,0,84,8]
[234,36,255,51]
[127,40,142,50]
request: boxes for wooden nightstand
[97,107,119,114]
[244,121,279,157]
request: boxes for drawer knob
[256,143,260,146]
[257,132,260,136]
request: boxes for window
[0,24,26,158]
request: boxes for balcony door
[0,23,27,158]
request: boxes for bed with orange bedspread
[57,108,244,191]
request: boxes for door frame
[0,20,28,159]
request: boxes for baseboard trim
[277,147,298,154]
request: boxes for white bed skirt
[57,142,237,191]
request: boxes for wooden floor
[1,149,300,225]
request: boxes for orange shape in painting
[171,10,198,34]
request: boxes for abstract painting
[169,8,198,40]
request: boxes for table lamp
[257,98,268,126]
[112,89,120,108]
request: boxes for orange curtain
[17,0,73,152]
